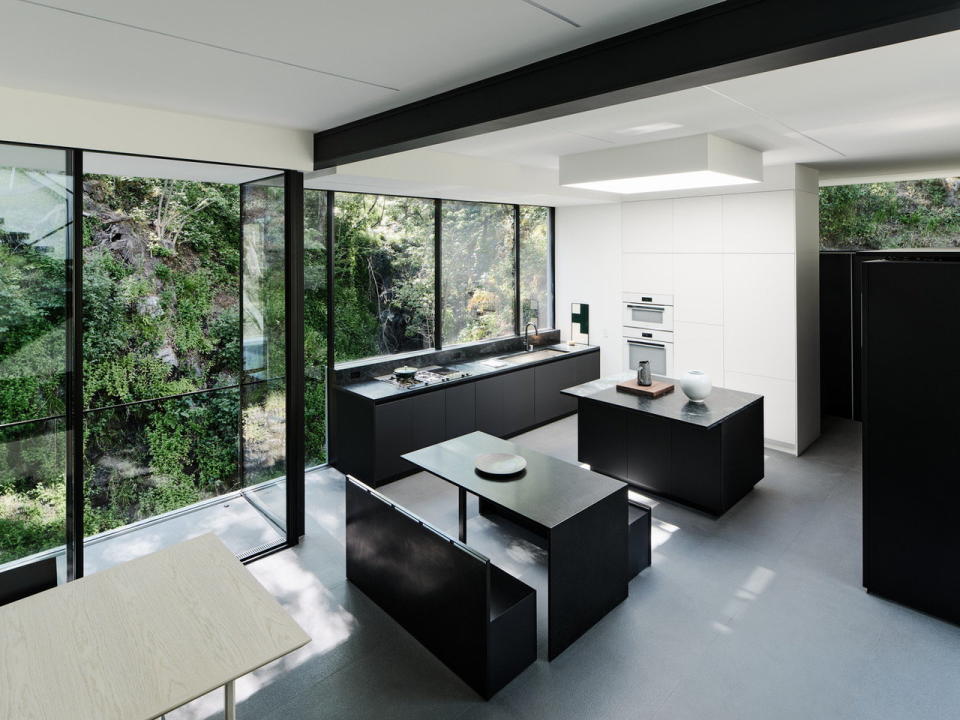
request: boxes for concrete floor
[168,415,960,720]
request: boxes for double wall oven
[623,292,674,376]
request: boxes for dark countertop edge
[562,375,762,430]
[336,344,599,403]
[573,391,763,430]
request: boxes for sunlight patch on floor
[714,565,777,634]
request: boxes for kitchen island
[563,373,763,515]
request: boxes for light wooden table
[0,533,310,720]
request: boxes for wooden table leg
[225,680,236,720]
[458,487,467,543]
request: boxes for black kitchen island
[563,373,764,516]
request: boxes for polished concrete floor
[169,415,960,720]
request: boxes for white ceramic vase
[680,370,712,403]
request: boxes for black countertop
[403,431,625,529]
[562,372,761,429]
[337,343,598,402]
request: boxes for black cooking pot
[393,366,418,379]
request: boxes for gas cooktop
[375,365,472,390]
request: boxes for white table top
[0,533,310,720]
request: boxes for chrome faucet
[524,321,539,351]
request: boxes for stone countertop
[562,372,762,429]
[336,343,599,402]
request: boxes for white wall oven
[622,292,674,332]
[622,292,674,376]
[623,329,674,376]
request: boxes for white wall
[555,204,623,377]
[558,166,820,454]
[0,85,313,171]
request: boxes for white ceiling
[429,29,960,197]
[0,0,722,131]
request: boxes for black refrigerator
[862,259,960,625]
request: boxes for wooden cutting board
[616,378,675,398]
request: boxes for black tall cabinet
[819,251,855,418]
[862,259,960,625]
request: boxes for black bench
[345,476,537,699]
[0,556,57,606]
[628,500,652,580]
[477,496,652,582]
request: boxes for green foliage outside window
[2,168,551,564]
[820,178,960,249]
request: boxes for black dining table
[403,431,629,660]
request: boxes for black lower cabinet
[374,392,446,480]
[374,399,414,479]
[574,351,601,385]
[626,412,671,496]
[862,260,960,625]
[578,400,629,480]
[332,348,600,486]
[476,369,536,437]
[576,395,763,515]
[475,374,504,436]
[445,383,476,440]
[346,478,536,698]
[501,368,536,435]
[534,358,578,423]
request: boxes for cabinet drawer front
[445,383,476,440]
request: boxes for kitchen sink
[496,348,568,366]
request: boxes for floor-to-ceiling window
[0,144,70,573]
[441,200,517,344]
[78,156,295,572]
[0,145,304,580]
[304,190,328,467]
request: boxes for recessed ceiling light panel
[560,134,763,194]
[617,122,684,135]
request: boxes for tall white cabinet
[558,165,820,455]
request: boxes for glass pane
[240,176,287,529]
[77,157,290,573]
[82,174,241,410]
[0,418,66,566]
[333,193,435,361]
[441,201,516,344]
[519,205,552,329]
[241,177,285,381]
[241,379,286,528]
[304,189,327,467]
[0,144,69,571]
[83,389,240,535]
[81,387,283,572]
[0,145,70,424]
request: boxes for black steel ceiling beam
[313,0,960,169]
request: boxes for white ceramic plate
[475,453,527,476]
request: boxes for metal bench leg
[225,680,236,720]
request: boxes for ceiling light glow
[559,133,763,195]
[618,122,684,135]
[566,170,759,194]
